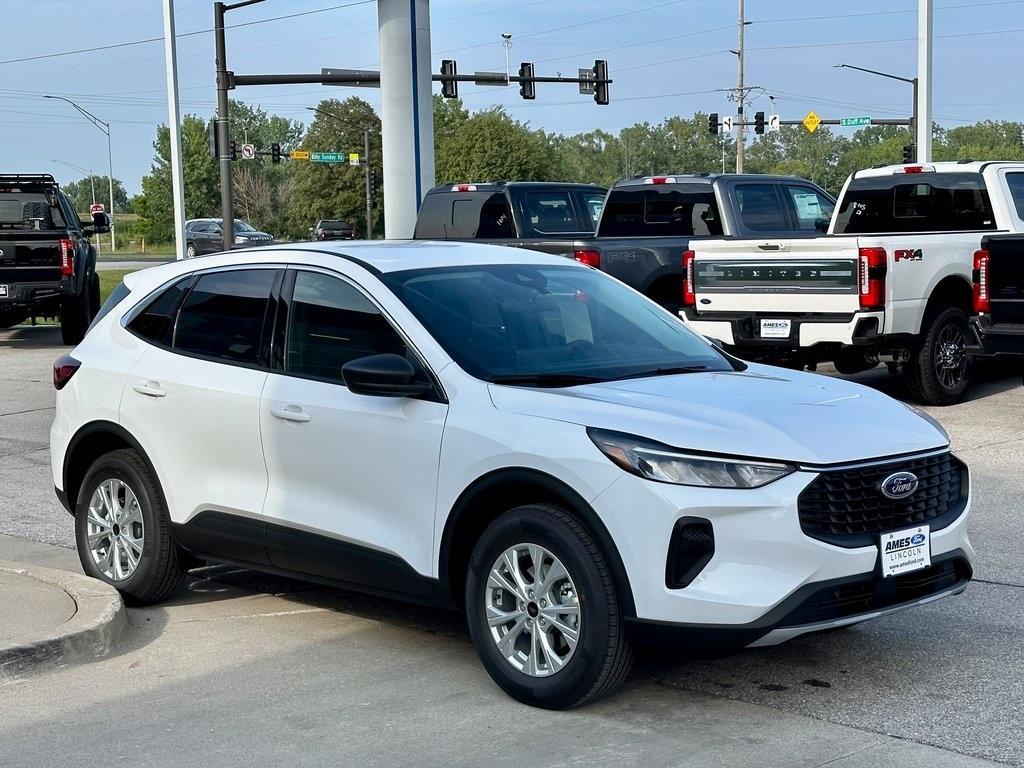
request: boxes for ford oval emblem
[880,471,918,500]
[910,532,926,545]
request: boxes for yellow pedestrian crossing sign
[803,110,821,133]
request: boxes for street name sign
[840,116,872,127]
[311,152,347,164]
[290,150,311,161]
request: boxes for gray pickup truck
[414,175,835,310]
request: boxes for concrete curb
[0,560,127,677]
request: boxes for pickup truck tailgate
[692,238,860,314]
[0,232,63,285]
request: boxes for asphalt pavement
[1,322,1022,767]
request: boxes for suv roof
[611,173,817,188]
[425,181,606,194]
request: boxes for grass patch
[100,269,133,304]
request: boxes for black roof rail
[0,173,58,187]
[957,158,975,164]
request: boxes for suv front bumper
[591,460,973,648]
[682,308,883,350]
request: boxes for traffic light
[440,59,458,99]
[367,173,377,208]
[592,59,609,105]
[902,144,916,164]
[708,112,719,135]
[754,111,766,135]
[229,140,238,161]
[271,142,282,164]
[518,62,535,100]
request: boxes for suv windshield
[384,264,734,384]
[233,220,257,233]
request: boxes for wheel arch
[62,421,156,516]
[438,468,636,618]
[920,274,973,331]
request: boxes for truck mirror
[91,211,111,234]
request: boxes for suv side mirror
[90,211,111,234]
[341,353,433,398]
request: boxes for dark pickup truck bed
[970,234,1024,356]
[0,174,108,344]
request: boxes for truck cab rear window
[0,193,67,230]
[834,172,996,234]
[598,187,722,238]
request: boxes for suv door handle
[132,381,166,398]
[270,405,311,423]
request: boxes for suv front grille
[797,452,967,548]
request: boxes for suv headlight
[588,428,794,489]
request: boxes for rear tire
[60,284,91,345]
[465,503,633,709]
[75,449,184,605]
[185,242,198,259]
[905,306,972,405]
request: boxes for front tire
[75,449,184,605]
[465,503,632,709]
[185,242,198,259]
[906,306,972,405]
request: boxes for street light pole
[43,94,116,251]
[735,0,745,173]
[834,64,918,143]
[53,159,99,254]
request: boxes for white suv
[51,242,974,708]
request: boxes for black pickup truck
[0,174,109,344]
[970,234,1024,357]
[414,175,835,310]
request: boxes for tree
[286,97,382,239]
[435,106,555,184]
[136,114,220,244]
[62,176,128,215]
[935,120,1024,161]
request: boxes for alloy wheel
[934,323,968,390]
[485,543,581,677]
[86,478,145,581]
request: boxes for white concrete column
[378,0,435,239]
[916,0,933,162]
[162,0,186,260]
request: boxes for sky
[1,0,1022,196]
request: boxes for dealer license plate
[880,525,931,578]
[760,318,791,339]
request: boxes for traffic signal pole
[214,2,234,251]
[364,128,373,239]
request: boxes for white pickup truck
[684,161,1024,404]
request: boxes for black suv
[311,220,356,241]
[0,174,109,343]
[184,218,275,258]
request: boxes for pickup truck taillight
[682,250,696,307]
[59,238,75,277]
[574,249,600,268]
[973,249,991,313]
[53,355,81,390]
[858,247,886,310]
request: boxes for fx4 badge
[894,248,923,262]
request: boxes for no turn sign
[89,203,104,214]
[241,143,257,160]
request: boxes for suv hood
[488,365,948,466]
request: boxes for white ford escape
[51,242,973,708]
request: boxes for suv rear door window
[285,271,412,383]
[834,172,996,233]
[597,186,722,237]
[174,269,276,364]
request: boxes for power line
[0,0,376,66]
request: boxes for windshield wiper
[610,365,716,381]
[485,373,607,387]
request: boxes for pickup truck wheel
[906,306,972,406]
[0,311,27,329]
[465,503,633,709]
[60,284,92,345]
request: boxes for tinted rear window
[173,269,275,364]
[597,185,722,237]
[127,277,194,345]
[834,172,996,234]
[513,188,590,236]
[1005,173,1024,220]
[0,192,67,229]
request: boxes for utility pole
[364,128,373,239]
[735,0,745,173]
[917,0,933,161]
